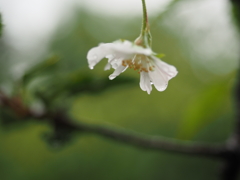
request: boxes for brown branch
[72,120,227,157]
[32,108,228,158]
[0,90,229,158]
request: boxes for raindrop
[158,84,168,91]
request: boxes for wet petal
[110,58,124,69]
[146,56,178,92]
[109,65,128,80]
[104,63,111,70]
[87,40,178,94]
[112,40,152,56]
[87,47,107,69]
[87,43,115,69]
[149,69,168,92]
[152,56,178,80]
[140,72,152,94]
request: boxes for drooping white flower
[87,40,178,94]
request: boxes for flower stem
[141,0,149,35]
[135,0,152,48]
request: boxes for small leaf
[155,53,166,59]
[117,39,126,42]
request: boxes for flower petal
[87,41,153,70]
[149,69,168,92]
[109,65,128,80]
[87,43,114,69]
[87,48,105,69]
[87,40,178,94]
[104,63,111,70]
[148,57,178,92]
[152,56,178,80]
[140,72,152,94]
[111,40,152,56]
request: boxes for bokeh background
[0,0,239,179]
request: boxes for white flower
[87,40,178,94]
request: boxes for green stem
[135,0,151,48]
[141,0,149,35]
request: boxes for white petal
[112,40,152,56]
[140,72,152,94]
[149,69,168,92]
[87,47,107,69]
[104,63,111,70]
[87,43,116,69]
[87,41,152,70]
[148,57,178,92]
[110,58,124,69]
[152,56,178,80]
[109,65,128,80]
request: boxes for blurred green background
[0,0,239,179]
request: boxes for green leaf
[119,39,126,42]
[231,2,240,29]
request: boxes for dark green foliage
[22,55,60,86]
[21,56,135,109]
[0,108,21,127]
[232,1,240,28]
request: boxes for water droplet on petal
[158,84,168,91]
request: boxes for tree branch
[0,90,229,158]
[69,119,227,157]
